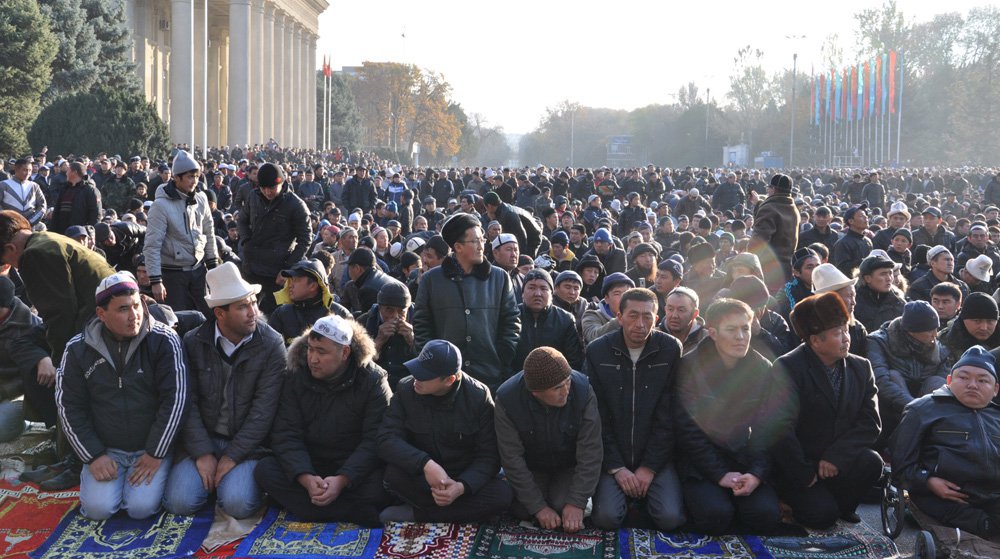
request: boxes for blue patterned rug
[232,507,382,558]
[30,505,213,559]
[621,530,772,558]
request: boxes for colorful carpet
[621,530,771,558]
[761,521,899,559]
[469,520,617,559]
[30,505,214,559]
[377,522,477,558]
[0,481,78,559]
[232,507,382,558]
[195,540,238,559]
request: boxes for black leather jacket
[892,386,1000,501]
[513,304,583,372]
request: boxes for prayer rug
[762,521,899,559]
[621,530,771,559]
[195,540,239,559]
[31,505,213,559]
[0,481,78,559]
[376,522,477,558]
[232,507,381,558]
[470,520,617,559]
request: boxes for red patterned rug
[0,480,78,559]
[376,522,477,559]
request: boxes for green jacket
[19,232,115,362]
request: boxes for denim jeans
[162,437,262,519]
[79,448,172,520]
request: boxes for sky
[316,0,987,135]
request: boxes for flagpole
[896,54,904,164]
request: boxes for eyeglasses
[459,236,487,246]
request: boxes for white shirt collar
[214,324,253,357]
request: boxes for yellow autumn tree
[349,62,462,163]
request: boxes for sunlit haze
[317,0,985,134]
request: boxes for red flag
[875,56,883,116]
[842,68,848,117]
[889,51,897,114]
[863,60,870,117]
[810,76,816,124]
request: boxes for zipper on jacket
[935,429,970,440]
[630,359,637,468]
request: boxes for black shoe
[840,511,861,524]
[38,469,80,492]
[19,460,68,484]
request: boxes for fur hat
[441,213,481,248]
[790,292,850,339]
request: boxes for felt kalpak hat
[204,262,261,308]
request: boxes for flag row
[810,51,901,125]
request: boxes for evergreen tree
[29,87,170,160]
[38,0,100,101]
[316,71,362,149]
[0,0,57,155]
[81,0,139,92]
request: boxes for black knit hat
[959,292,999,321]
[257,163,284,188]
[523,347,572,391]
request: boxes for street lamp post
[570,109,575,168]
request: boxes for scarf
[886,318,941,366]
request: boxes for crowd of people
[1,147,1000,538]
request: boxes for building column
[250,0,264,145]
[307,34,316,149]
[208,28,221,147]
[262,3,275,143]
[283,22,295,147]
[227,0,251,146]
[219,34,230,146]
[170,0,195,147]
[193,0,206,151]
[292,25,306,148]
[273,12,285,146]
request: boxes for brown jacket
[750,193,800,290]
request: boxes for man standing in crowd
[237,163,311,314]
[0,158,47,225]
[413,214,520,393]
[495,347,602,533]
[254,315,392,525]
[163,263,285,519]
[772,293,882,528]
[586,288,685,531]
[377,340,513,523]
[749,174,799,288]
[144,150,218,315]
[854,253,906,333]
[832,204,873,278]
[57,272,188,520]
[51,161,101,234]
